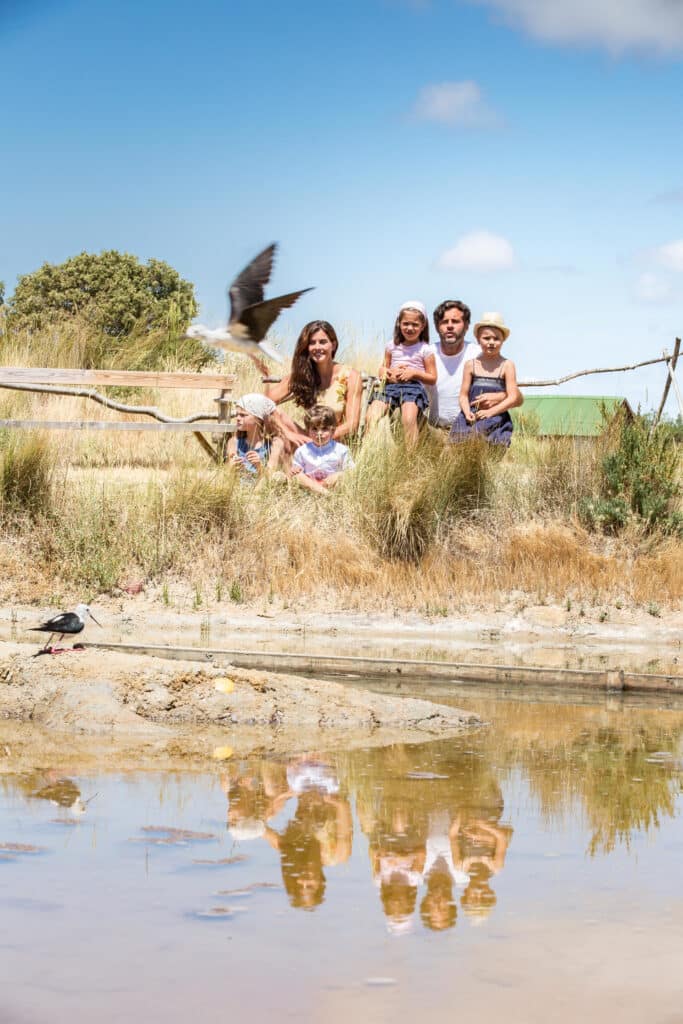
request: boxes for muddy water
[1,689,683,1024]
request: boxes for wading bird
[185,243,313,365]
[30,603,102,654]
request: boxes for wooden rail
[0,420,234,432]
[0,367,237,389]
[0,366,238,461]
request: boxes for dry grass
[0,320,681,610]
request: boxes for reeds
[0,320,680,609]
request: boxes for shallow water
[1,689,683,1024]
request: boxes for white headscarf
[236,393,276,421]
[399,301,427,318]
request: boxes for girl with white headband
[365,301,437,444]
[226,393,284,478]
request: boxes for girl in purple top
[366,301,437,444]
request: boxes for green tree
[8,251,197,337]
[0,281,5,306]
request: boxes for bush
[8,250,197,339]
[580,411,682,535]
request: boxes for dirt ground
[0,640,480,766]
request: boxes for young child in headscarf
[365,301,437,444]
[226,393,284,478]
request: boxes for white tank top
[428,340,481,427]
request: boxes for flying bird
[186,243,313,365]
[30,603,102,654]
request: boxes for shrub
[580,411,682,535]
[7,250,197,339]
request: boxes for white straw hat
[473,312,510,341]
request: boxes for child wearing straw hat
[449,313,521,447]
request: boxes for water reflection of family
[222,755,353,910]
[357,744,512,933]
[222,742,512,931]
[232,300,523,488]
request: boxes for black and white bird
[30,603,101,653]
[185,243,312,364]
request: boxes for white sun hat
[473,312,510,341]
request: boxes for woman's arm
[264,374,293,404]
[378,349,394,382]
[333,367,362,441]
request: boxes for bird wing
[30,611,73,631]
[234,288,314,344]
[227,243,277,325]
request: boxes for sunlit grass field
[0,318,680,612]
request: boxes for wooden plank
[0,367,237,389]
[77,641,683,694]
[0,419,235,433]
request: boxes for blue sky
[2,0,682,411]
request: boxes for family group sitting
[227,299,523,491]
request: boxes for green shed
[513,396,634,437]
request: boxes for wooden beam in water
[80,641,683,694]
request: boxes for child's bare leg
[400,402,420,444]
[364,400,388,432]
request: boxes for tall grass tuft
[160,468,244,533]
[347,428,491,562]
[0,432,55,519]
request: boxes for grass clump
[0,432,55,519]
[347,427,490,562]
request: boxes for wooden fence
[0,339,680,461]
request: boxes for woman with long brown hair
[254,320,362,450]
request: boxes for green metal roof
[513,395,634,436]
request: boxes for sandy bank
[5,597,681,676]
[0,643,479,758]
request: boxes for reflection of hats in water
[286,761,340,796]
[236,393,276,421]
[228,817,266,841]
[473,312,510,341]
[386,914,414,937]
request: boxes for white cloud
[464,0,683,54]
[635,272,673,304]
[654,240,683,272]
[411,80,498,127]
[437,231,516,272]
